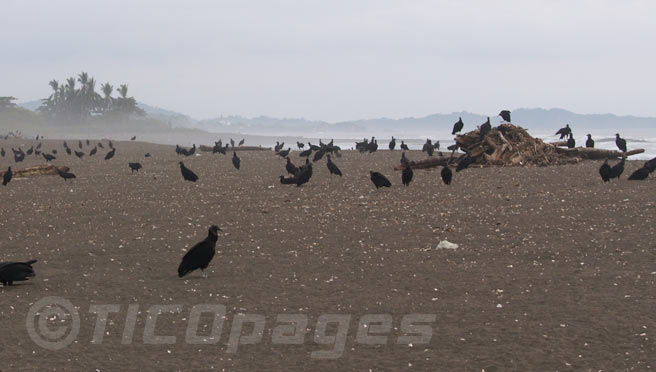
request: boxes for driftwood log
[396,124,645,170]
[199,145,271,152]
[0,164,70,177]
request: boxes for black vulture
[66,147,72,156]
[426,143,434,157]
[567,133,576,149]
[299,149,312,157]
[26,146,33,155]
[104,148,116,160]
[628,166,650,180]
[278,148,291,158]
[313,149,326,162]
[326,155,342,176]
[389,137,396,150]
[230,138,235,148]
[286,157,298,175]
[555,124,571,139]
[36,142,42,149]
[370,171,391,188]
[78,140,83,149]
[367,139,378,153]
[42,153,56,162]
[400,152,409,166]
[109,140,114,149]
[0,259,37,286]
[85,139,90,145]
[452,117,464,135]
[297,141,305,150]
[3,166,12,186]
[400,141,409,151]
[179,161,199,182]
[232,152,241,170]
[498,110,511,123]
[402,163,413,186]
[644,157,656,173]
[74,150,84,159]
[145,153,151,157]
[615,134,627,152]
[441,165,452,185]
[52,149,57,154]
[56,168,76,181]
[177,225,220,278]
[131,136,136,141]
[187,144,196,156]
[585,134,594,148]
[129,162,142,173]
[456,154,473,172]
[98,142,104,149]
[308,142,320,151]
[479,117,491,138]
[0,148,4,157]
[89,146,97,156]
[434,140,440,151]
[599,159,611,182]
[295,163,313,187]
[238,138,245,146]
[609,158,625,180]
[280,175,296,184]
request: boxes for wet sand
[1,139,655,371]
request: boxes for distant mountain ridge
[17,100,656,137]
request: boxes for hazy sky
[2,0,656,121]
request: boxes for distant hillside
[16,100,656,138]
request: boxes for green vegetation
[38,72,145,124]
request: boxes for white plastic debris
[436,240,459,250]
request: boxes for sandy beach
[1,139,655,371]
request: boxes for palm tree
[100,82,113,112]
[117,84,128,99]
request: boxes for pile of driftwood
[0,164,70,177]
[395,123,644,170]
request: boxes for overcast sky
[2,0,655,121]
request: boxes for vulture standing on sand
[609,158,625,180]
[297,142,305,150]
[105,148,116,160]
[295,163,313,187]
[286,157,298,175]
[178,225,220,278]
[42,153,56,162]
[0,259,37,286]
[56,168,76,182]
[129,162,142,173]
[89,146,97,156]
[615,134,627,152]
[389,137,396,150]
[131,136,136,141]
[232,152,241,170]
[628,166,650,180]
[238,139,245,146]
[400,152,409,166]
[278,148,291,158]
[441,165,452,185]
[567,133,576,149]
[3,166,12,186]
[402,163,413,186]
[452,117,464,135]
[66,147,72,156]
[585,134,595,148]
[326,155,342,176]
[1,148,4,157]
[498,110,511,123]
[599,160,611,182]
[400,141,409,151]
[179,161,199,182]
[370,171,391,189]
[74,150,84,159]
[644,157,656,173]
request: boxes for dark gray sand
[1,139,655,371]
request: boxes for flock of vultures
[1,110,656,287]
